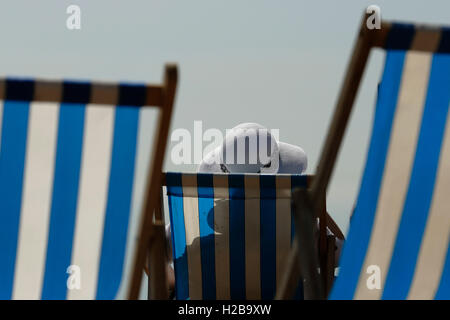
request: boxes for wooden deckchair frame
[276,12,445,299]
[275,13,381,300]
[127,64,178,299]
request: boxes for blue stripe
[383,54,450,299]
[228,174,246,299]
[385,23,415,51]
[167,173,189,299]
[330,51,407,299]
[435,242,450,299]
[5,79,34,101]
[41,104,85,299]
[196,174,216,299]
[118,84,147,106]
[95,106,139,299]
[63,81,91,104]
[260,175,276,299]
[0,101,30,299]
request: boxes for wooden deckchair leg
[128,64,178,300]
[292,188,323,300]
[275,239,302,299]
[325,235,336,296]
[318,190,328,295]
[276,188,326,300]
[148,221,169,299]
[146,237,154,299]
[148,187,169,299]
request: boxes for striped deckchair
[280,14,450,300]
[163,172,343,300]
[0,64,177,300]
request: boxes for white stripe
[213,175,230,299]
[244,175,261,299]
[67,105,115,300]
[12,103,59,299]
[276,176,291,290]
[355,52,433,299]
[408,105,450,299]
[182,174,202,299]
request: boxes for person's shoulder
[278,142,308,174]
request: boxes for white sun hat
[198,123,307,174]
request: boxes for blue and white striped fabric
[0,79,153,299]
[331,24,450,300]
[166,172,307,300]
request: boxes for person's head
[199,122,307,174]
